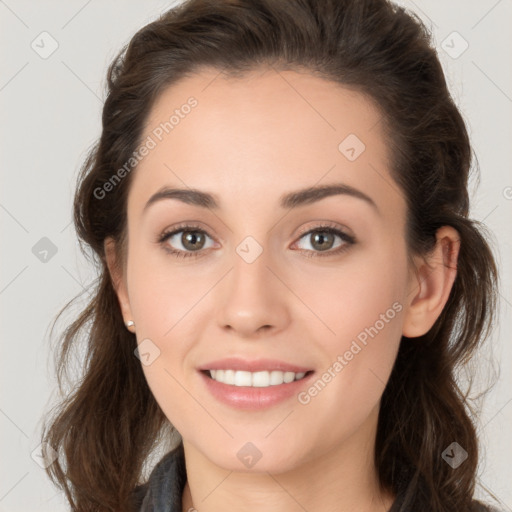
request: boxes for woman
[40,0,503,510]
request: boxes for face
[111,67,417,473]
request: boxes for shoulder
[470,501,507,512]
[130,443,187,512]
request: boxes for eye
[292,224,356,258]
[157,222,356,260]
[157,223,216,259]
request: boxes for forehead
[129,67,404,222]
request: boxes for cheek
[126,241,211,339]
[125,245,218,413]
[293,243,407,414]
[300,238,408,350]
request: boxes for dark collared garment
[131,443,502,512]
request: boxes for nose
[217,245,291,338]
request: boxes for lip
[197,359,315,410]
[198,357,312,373]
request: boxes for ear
[402,226,460,338]
[104,237,133,325]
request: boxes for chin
[197,437,306,474]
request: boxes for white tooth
[283,371,295,383]
[269,371,285,385]
[224,369,235,385]
[234,370,252,386]
[209,369,306,386]
[252,371,270,387]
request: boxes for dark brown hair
[40,0,500,510]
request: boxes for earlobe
[104,237,133,325]
[402,226,460,338]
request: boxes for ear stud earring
[125,320,135,331]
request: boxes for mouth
[197,357,315,409]
[200,369,314,388]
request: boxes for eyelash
[157,222,356,260]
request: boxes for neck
[181,408,394,512]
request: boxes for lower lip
[199,370,314,410]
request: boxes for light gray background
[1,1,511,510]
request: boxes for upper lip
[198,357,313,373]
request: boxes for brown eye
[294,226,356,258]
[308,231,336,251]
[181,231,207,251]
[158,224,216,259]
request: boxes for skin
[105,67,460,512]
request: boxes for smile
[199,368,315,410]
[206,369,309,387]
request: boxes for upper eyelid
[160,222,354,245]
[295,222,352,238]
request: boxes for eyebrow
[142,183,379,215]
